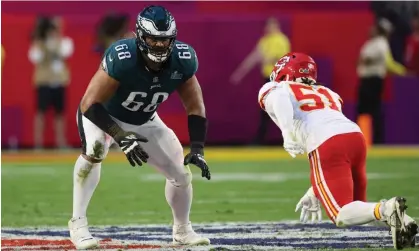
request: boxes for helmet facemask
[135,13,177,63]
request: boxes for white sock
[335,201,381,227]
[369,209,417,228]
[165,180,192,225]
[72,155,101,218]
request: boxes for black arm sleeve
[188,115,208,152]
[82,103,122,139]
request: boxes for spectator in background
[405,14,419,75]
[371,1,418,63]
[28,16,74,149]
[230,17,290,145]
[94,13,132,55]
[356,18,406,146]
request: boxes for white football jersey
[258,81,361,153]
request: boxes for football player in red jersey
[258,52,418,249]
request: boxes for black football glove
[183,147,211,180]
[114,131,149,167]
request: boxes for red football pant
[309,132,367,223]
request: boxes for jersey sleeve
[179,44,199,81]
[261,83,295,137]
[101,41,132,82]
[258,81,277,110]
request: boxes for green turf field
[2,147,419,227]
[1,147,418,251]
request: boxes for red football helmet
[270,52,317,84]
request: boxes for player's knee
[82,154,102,163]
[334,202,354,227]
[168,166,192,188]
[84,140,106,163]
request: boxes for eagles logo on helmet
[135,5,177,63]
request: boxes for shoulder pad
[171,41,198,81]
[101,38,137,81]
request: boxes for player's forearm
[187,103,206,118]
[188,110,208,153]
[276,110,294,138]
[81,100,123,138]
[184,99,207,152]
[177,77,207,151]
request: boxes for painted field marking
[2,221,412,250]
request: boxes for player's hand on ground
[184,149,211,180]
[283,138,305,158]
[295,187,322,223]
[114,131,149,167]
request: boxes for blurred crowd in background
[26,13,133,149]
[1,1,419,150]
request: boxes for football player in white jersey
[258,52,417,249]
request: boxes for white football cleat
[68,217,99,250]
[380,197,408,250]
[172,222,210,246]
